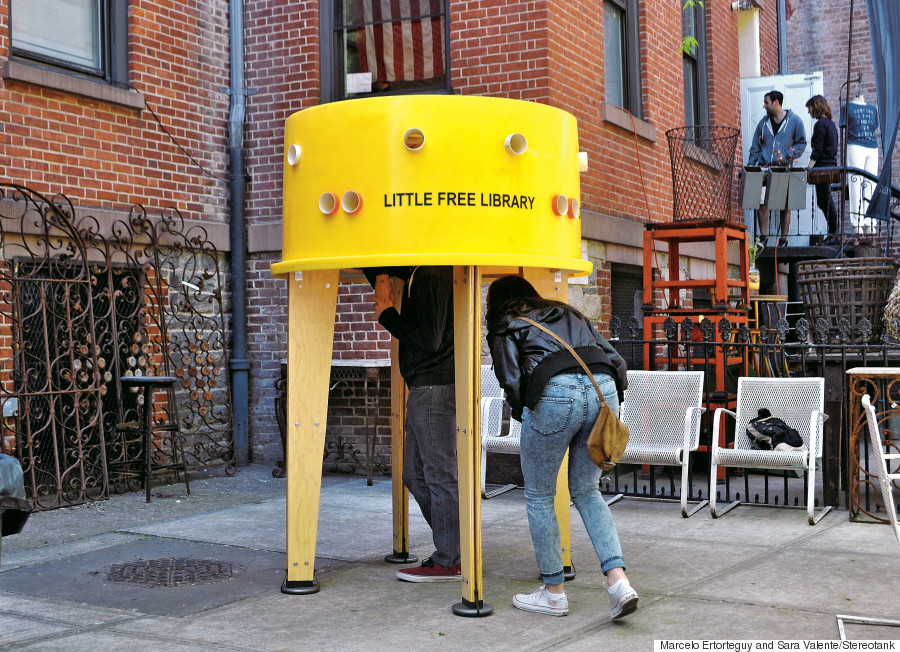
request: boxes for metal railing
[605,313,900,513]
[793,166,899,254]
[0,184,235,510]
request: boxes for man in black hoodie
[367,266,460,582]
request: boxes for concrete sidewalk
[1,464,898,650]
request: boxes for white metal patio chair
[480,364,520,498]
[710,376,833,524]
[835,394,900,639]
[860,393,900,545]
[606,370,707,517]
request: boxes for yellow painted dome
[272,95,590,276]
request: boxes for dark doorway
[610,263,644,370]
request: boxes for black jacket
[487,305,627,420]
[365,266,455,387]
[810,117,838,167]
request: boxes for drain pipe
[777,0,788,74]
[228,0,250,465]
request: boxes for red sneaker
[395,557,461,582]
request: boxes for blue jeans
[403,384,460,568]
[519,372,625,585]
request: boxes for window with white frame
[10,0,127,85]
[322,0,450,102]
[603,0,642,118]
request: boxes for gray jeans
[403,384,460,568]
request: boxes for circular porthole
[341,191,363,214]
[287,144,301,166]
[505,133,527,155]
[553,194,568,217]
[403,128,425,151]
[569,198,580,219]
[318,192,337,215]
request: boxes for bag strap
[520,317,607,407]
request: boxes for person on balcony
[748,90,807,248]
[485,275,637,619]
[805,95,840,246]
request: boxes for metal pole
[840,0,856,244]
[777,0,788,74]
[228,0,250,465]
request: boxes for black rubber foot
[452,598,494,617]
[281,575,319,595]
[384,551,419,564]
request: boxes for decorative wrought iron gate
[0,184,234,509]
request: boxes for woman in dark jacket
[486,275,637,619]
[805,95,840,245]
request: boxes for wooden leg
[523,268,574,578]
[555,452,576,579]
[451,265,493,616]
[714,226,728,307]
[282,269,339,595]
[385,278,415,562]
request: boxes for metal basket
[666,126,740,222]
[796,257,900,341]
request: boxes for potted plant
[748,238,763,294]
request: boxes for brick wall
[334,283,392,361]
[452,1,550,101]
[759,3,780,77]
[243,1,320,230]
[0,1,230,215]
[0,2,771,472]
[0,3,235,460]
[246,252,288,461]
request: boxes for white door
[740,72,825,242]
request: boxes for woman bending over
[486,275,638,618]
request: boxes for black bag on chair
[746,409,803,450]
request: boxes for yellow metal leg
[523,268,574,579]
[451,265,493,616]
[282,269,339,594]
[386,279,415,563]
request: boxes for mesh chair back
[621,371,705,451]
[480,365,504,438]
[481,364,502,399]
[481,363,522,441]
[734,377,825,455]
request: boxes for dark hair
[486,275,573,327]
[764,90,784,106]
[805,94,833,119]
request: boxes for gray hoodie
[748,109,807,166]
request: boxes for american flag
[356,0,445,82]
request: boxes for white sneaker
[512,585,569,616]
[607,578,639,619]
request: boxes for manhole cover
[105,558,238,587]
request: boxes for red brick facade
[243,1,757,466]
[0,2,777,468]
[0,1,230,213]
